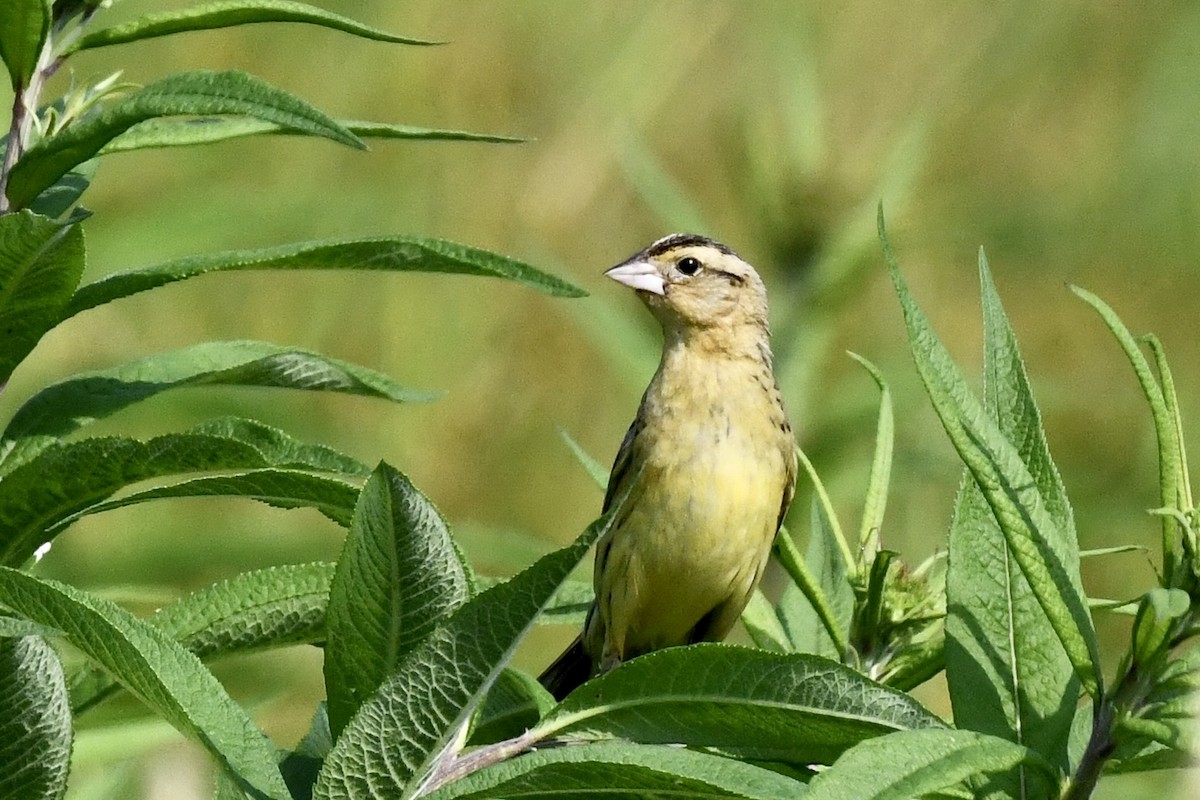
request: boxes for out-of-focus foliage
[3,2,1197,797]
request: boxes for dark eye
[677,256,701,276]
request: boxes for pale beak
[605,260,665,296]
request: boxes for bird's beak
[605,260,665,296]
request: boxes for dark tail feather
[538,635,591,701]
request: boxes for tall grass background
[2,2,1197,797]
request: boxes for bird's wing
[602,414,643,514]
[776,438,799,533]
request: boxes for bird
[539,233,797,700]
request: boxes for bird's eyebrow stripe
[644,233,736,258]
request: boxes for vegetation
[1,3,1195,799]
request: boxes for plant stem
[1062,702,1114,800]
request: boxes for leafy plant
[2,4,1195,800]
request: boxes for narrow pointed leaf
[741,588,793,652]
[69,0,437,52]
[0,0,49,90]
[422,742,806,800]
[882,213,1100,698]
[102,118,521,153]
[945,249,1079,784]
[0,636,71,800]
[2,339,435,460]
[556,427,608,490]
[804,729,1056,800]
[0,418,363,566]
[313,504,622,799]
[0,212,85,385]
[535,645,944,767]
[848,352,893,552]
[71,562,335,715]
[6,70,362,209]
[1072,287,1188,583]
[0,569,290,799]
[59,469,362,531]
[324,463,472,736]
[66,237,585,318]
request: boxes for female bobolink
[540,233,797,700]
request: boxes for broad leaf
[70,562,335,716]
[324,463,472,736]
[68,0,437,52]
[66,237,585,318]
[0,636,71,800]
[0,212,85,385]
[0,569,290,799]
[804,729,1055,800]
[102,118,521,153]
[313,502,624,799]
[535,645,944,767]
[945,250,1079,789]
[882,211,1101,697]
[6,70,362,209]
[0,418,362,566]
[422,742,806,800]
[0,0,49,90]
[2,339,435,462]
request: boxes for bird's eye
[677,256,701,276]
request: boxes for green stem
[773,526,851,659]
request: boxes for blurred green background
[3,1,1199,797]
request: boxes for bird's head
[605,234,769,336]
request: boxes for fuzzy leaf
[324,464,472,736]
[0,212,85,385]
[6,70,361,209]
[882,212,1100,698]
[535,645,944,767]
[66,237,584,318]
[313,504,623,799]
[0,569,290,799]
[0,636,71,800]
[69,0,437,52]
[805,729,1055,800]
[102,118,520,153]
[944,249,1080,790]
[422,742,805,800]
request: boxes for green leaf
[0,569,290,799]
[0,636,71,800]
[313,500,625,799]
[0,212,85,385]
[944,249,1080,784]
[848,352,893,553]
[556,427,608,490]
[422,742,806,800]
[773,503,852,659]
[804,729,1056,800]
[26,160,97,220]
[6,70,363,209]
[740,588,793,652]
[535,645,944,767]
[101,118,521,153]
[63,468,362,529]
[324,463,472,736]
[468,668,555,747]
[0,417,362,566]
[0,0,49,90]
[1131,588,1191,667]
[1,339,435,464]
[66,236,585,319]
[71,562,335,715]
[1072,287,1190,585]
[68,0,438,52]
[882,211,1101,698]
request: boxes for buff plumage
[539,234,797,700]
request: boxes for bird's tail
[538,634,591,701]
